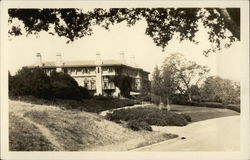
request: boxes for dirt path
[9,101,64,150]
[22,116,64,150]
[132,116,240,151]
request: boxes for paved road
[132,116,240,151]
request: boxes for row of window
[44,67,145,78]
[65,67,115,75]
[83,81,115,90]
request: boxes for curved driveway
[132,116,240,151]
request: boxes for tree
[109,75,132,98]
[151,65,162,98]
[161,58,179,107]
[9,67,51,99]
[139,78,151,101]
[187,85,201,102]
[162,53,210,101]
[50,71,89,100]
[8,8,240,56]
[201,76,240,104]
[9,67,90,100]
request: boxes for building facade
[30,52,149,96]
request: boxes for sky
[7,18,244,82]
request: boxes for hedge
[105,107,192,127]
[175,101,240,113]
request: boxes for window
[104,82,108,89]
[108,68,113,73]
[110,83,114,89]
[90,80,95,90]
[84,82,88,88]
[84,78,89,89]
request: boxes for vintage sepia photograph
[0,1,249,160]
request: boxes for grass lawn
[168,104,240,122]
[9,113,55,151]
[9,100,177,151]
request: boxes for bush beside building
[9,67,90,100]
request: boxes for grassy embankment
[10,96,138,113]
[9,100,177,151]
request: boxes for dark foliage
[139,79,151,101]
[9,67,90,100]
[170,94,189,105]
[9,8,240,55]
[151,95,161,106]
[106,107,191,126]
[227,104,240,113]
[9,67,51,99]
[109,75,132,98]
[176,101,240,113]
[127,120,152,131]
[50,71,89,100]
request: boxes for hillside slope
[9,100,177,151]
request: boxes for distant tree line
[151,53,240,106]
[9,67,90,100]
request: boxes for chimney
[119,51,126,64]
[129,55,137,67]
[95,52,102,65]
[56,53,63,66]
[36,53,42,66]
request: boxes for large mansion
[29,52,150,96]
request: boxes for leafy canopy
[8,8,240,56]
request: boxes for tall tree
[163,53,210,101]
[8,8,240,56]
[151,65,162,98]
[139,78,151,101]
[161,62,179,107]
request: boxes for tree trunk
[166,96,171,111]
[188,93,192,102]
[216,8,240,40]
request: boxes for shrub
[79,86,90,99]
[151,95,161,106]
[106,107,191,127]
[9,68,90,100]
[171,94,189,105]
[176,101,240,113]
[127,120,152,131]
[50,71,89,100]
[109,75,132,98]
[92,95,113,100]
[182,114,192,122]
[9,67,52,99]
[227,104,240,113]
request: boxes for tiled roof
[29,60,149,73]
